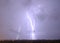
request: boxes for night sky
[0,0,60,40]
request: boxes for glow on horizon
[31,32,35,39]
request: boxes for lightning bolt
[26,12,35,32]
[26,12,35,39]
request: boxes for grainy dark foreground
[0,40,60,43]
